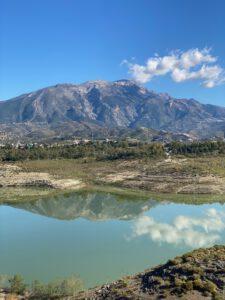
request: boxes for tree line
[167,140,225,155]
[0,141,165,161]
[0,140,225,162]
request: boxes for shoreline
[1,157,225,204]
[1,156,225,204]
[1,185,225,206]
[76,245,225,299]
[2,245,224,299]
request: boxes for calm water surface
[1,191,225,288]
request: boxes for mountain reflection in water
[1,193,225,288]
[10,192,159,221]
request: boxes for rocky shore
[76,245,225,299]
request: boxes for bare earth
[100,158,225,195]
[1,157,225,195]
[0,164,85,190]
[103,171,225,194]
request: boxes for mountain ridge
[0,79,225,141]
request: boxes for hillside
[0,80,225,141]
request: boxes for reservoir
[1,191,225,289]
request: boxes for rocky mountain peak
[0,79,225,141]
[113,79,138,86]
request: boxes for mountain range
[0,79,225,142]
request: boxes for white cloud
[124,48,225,88]
[132,208,225,248]
[180,48,216,69]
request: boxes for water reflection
[10,192,158,221]
[132,208,225,248]
[1,194,225,287]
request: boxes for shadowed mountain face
[9,192,158,221]
[1,80,225,140]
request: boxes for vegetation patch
[0,274,83,299]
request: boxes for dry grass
[17,156,225,179]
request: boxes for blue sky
[1,0,225,106]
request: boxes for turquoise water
[1,192,225,288]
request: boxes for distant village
[0,136,140,149]
[1,129,225,150]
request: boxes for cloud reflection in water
[132,208,225,248]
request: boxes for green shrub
[193,278,204,290]
[31,275,83,298]
[183,280,193,291]
[8,274,26,294]
[174,278,183,287]
[203,280,217,294]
